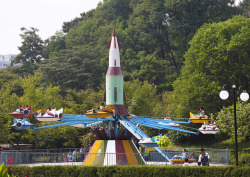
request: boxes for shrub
[239,153,250,166]
[12,165,250,177]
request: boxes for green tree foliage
[124,80,159,116]
[94,0,132,26]
[239,0,250,17]
[157,135,171,149]
[215,102,250,142]
[164,0,240,55]
[37,0,240,93]
[169,16,250,118]
[10,27,45,77]
[22,126,89,149]
[13,27,44,64]
[0,72,90,148]
[62,87,104,114]
[62,9,96,33]
[43,31,66,59]
[38,46,103,91]
[0,0,247,148]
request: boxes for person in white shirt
[198,148,210,166]
[183,158,190,166]
[72,149,79,162]
[99,103,105,109]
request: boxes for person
[58,154,63,162]
[47,106,51,113]
[18,105,23,111]
[164,115,171,120]
[80,146,85,161]
[199,107,205,116]
[183,158,190,166]
[197,107,207,119]
[0,146,3,161]
[99,103,105,109]
[67,152,72,162]
[134,139,140,150]
[63,154,68,163]
[27,105,31,110]
[198,148,210,166]
[180,149,188,160]
[72,149,79,162]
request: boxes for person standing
[80,147,85,161]
[198,148,210,166]
[72,149,79,162]
[0,146,3,161]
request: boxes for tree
[239,0,250,17]
[169,15,250,118]
[164,0,240,62]
[38,45,103,91]
[43,31,66,59]
[62,9,96,33]
[124,80,159,116]
[157,135,171,149]
[94,0,132,26]
[215,102,250,141]
[13,27,44,64]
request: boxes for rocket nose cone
[112,27,116,37]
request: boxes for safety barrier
[0,148,229,166]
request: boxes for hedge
[12,166,250,177]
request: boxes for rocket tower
[105,28,128,116]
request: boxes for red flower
[5,166,8,170]
[7,157,13,163]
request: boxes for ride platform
[83,140,145,165]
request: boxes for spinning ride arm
[34,116,114,129]
[119,119,174,164]
[130,118,198,135]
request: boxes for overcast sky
[0,0,101,55]
[0,0,242,55]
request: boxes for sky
[0,0,102,55]
[0,0,242,55]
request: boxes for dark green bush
[239,153,250,166]
[12,165,250,177]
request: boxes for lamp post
[219,85,249,166]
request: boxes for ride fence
[0,148,229,166]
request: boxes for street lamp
[219,84,249,166]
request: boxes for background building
[0,54,17,68]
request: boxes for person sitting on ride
[99,103,105,110]
[18,105,23,112]
[180,149,188,160]
[197,107,206,119]
[174,148,188,160]
[27,105,31,110]
[47,106,51,113]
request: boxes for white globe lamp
[240,92,249,102]
[219,90,229,100]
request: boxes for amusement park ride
[10,28,219,165]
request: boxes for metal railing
[0,148,229,166]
